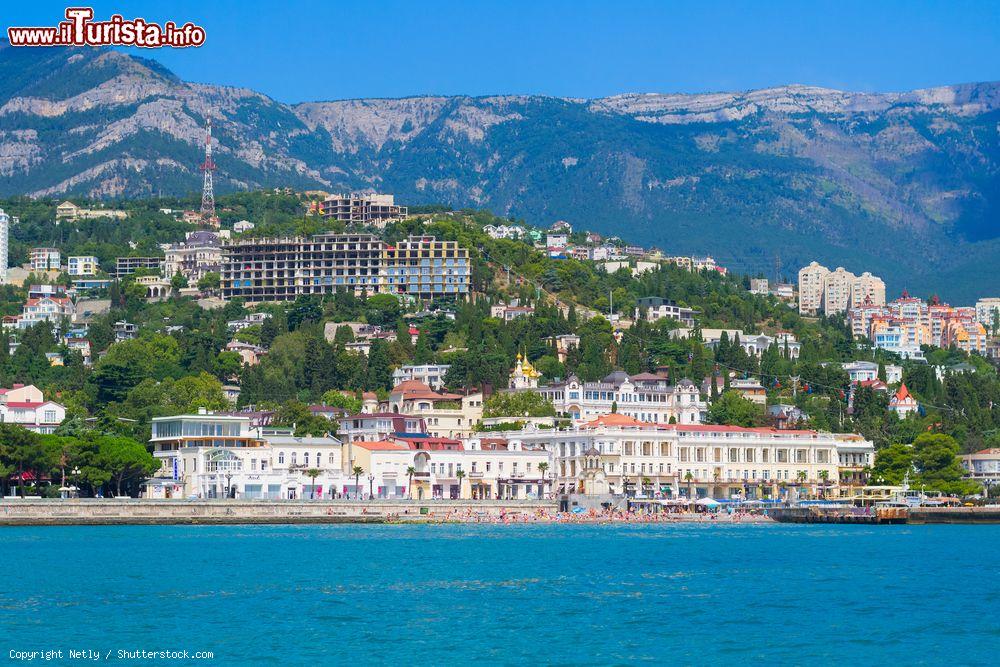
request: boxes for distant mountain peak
[1,47,999,300]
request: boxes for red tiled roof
[351,440,409,451]
[584,414,653,428]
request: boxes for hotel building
[146,411,344,499]
[221,233,469,302]
[511,370,708,425]
[344,438,553,500]
[487,414,873,499]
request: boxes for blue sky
[5,0,1000,103]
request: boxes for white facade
[976,298,1000,333]
[489,419,873,499]
[391,364,451,390]
[0,208,8,281]
[522,371,708,424]
[147,412,345,499]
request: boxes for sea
[1,523,997,665]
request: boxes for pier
[771,505,1000,524]
[0,498,557,526]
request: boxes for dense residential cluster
[0,190,995,500]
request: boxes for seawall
[0,499,558,526]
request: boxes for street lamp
[368,474,375,500]
[225,472,233,499]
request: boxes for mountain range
[1,43,999,301]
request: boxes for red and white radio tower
[199,119,219,228]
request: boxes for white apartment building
[841,361,903,384]
[0,208,9,281]
[483,224,525,240]
[67,256,99,276]
[976,298,1000,333]
[634,297,696,326]
[391,364,451,390]
[520,371,708,424]
[489,414,873,500]
[30,247,61,272]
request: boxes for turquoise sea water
[1,523,998,665]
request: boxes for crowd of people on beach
[436,506,774,524]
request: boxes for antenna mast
[199,119,219,228]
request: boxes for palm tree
[684,471,694,499]
[456,469,466,499]
[305,468,321,499]
[818,470,830,499]
[352,465,364,500]
[641,477,652,496]
[797,470,808,498]
[537,462,550,499]
[406,466,416,499]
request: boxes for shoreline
[0,498,773,526]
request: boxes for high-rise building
[976,298,1000,333]
[222,233,469,303]
[0,208,8,281]
[798,262,885,316]
[381,235,469,299]
[797,261,829,314]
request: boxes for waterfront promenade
[0,498,557,526]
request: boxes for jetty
[0,498,557,526]
[772,505,1000,524]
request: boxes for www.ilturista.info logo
[7,7,206,48]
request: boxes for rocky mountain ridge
[1,44,999,300]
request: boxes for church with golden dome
[509,352,542,389]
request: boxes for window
[278,452,285,465]
[304,453,310,466]
[818,450,830,464]
[291,452,297,466]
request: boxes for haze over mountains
[1,43,999,301]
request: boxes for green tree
[707,390,762,427]
[94,435,159,497]
[912,433,980,495]
[197,271,221,291]
[321,390,363,414]
[365,339,393,391]
[365,294,401,328]
[482,392,556,418]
